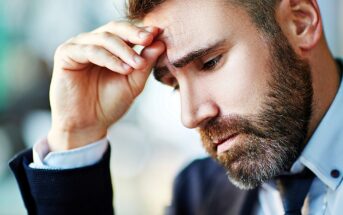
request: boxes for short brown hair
[127,0,281,36]
[127,0,166,20]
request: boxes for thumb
[128,41,166,96]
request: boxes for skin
[143,0,339,136]
[49,0,340,185]
[48,22,165,151]
[146,1,273,128]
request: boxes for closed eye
[202,55,223,71]
[173,54,224,92]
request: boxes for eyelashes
[173,84,180,92]
[201,54,223,71]
[169,54,224,92]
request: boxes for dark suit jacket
[9,147,259,215]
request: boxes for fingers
[56,43,133,75]
[141,41,166,68]
[128,41,166,96]
[93,21,160,46]
[55,21,163,77]
[71,32,147,70]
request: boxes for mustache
[199,114,265,144]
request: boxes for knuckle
[55,43,68,55]
[55,44,64,53]
[54,43,72,60]
[100,31,112,40]
[84,44,98,53]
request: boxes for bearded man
[10,0,343,214]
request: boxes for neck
[306,39,342,139]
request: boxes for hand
[48,21,165,151]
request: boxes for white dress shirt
[30,137,108,169]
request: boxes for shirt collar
[292,59,343,190]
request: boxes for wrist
[48,125,107,152]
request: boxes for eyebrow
[153,39,226,82]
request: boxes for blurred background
[0,0,342,214]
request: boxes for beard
[199,32,313,190]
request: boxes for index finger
[93,21,160,47]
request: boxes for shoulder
[169,157,252,215]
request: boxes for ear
[276,0,323,56]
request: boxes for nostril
[196,103,219,125]
[181,105,219,129]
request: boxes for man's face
[144,0,313,189]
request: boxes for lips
[213,133,239,154]
[214,133,239,146]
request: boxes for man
[9,0,343,214]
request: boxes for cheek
[203,43,271,115]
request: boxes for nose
[180,85,219,129]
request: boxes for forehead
[143,0,247,62]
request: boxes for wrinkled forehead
[142,0,236,62]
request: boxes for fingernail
[122,63,132,72]
[139,31,151,39]
[134,55,145,66]
[144,27,155,33]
